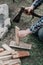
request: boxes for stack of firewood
[0,44,30,65]
[0,26,32,65]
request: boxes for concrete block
[4,18,11,28]
[0,27,8,39]
[0,4,11,39]
[0,4,9,19]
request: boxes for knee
[38,28,43,41]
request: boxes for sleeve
[32,0,43,9]
[30,16,43,33]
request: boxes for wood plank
[0,51,11,56]
[10,41,32,50]
[15,26,20,45]
[3,59,21,65]
[2,44,14,51]
[0,55,12,61]
[13,51,30,58]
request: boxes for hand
[17,29,32,38]
[24,5,34,15]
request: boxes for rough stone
[0,4,11,39]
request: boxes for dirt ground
[0,0,43,65]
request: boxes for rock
[0,4,11,39]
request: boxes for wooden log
[10,41,32,50]
[0,59,21,65]
[15,26,20,45]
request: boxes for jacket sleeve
[30,17,43,33]
[32,0,43,9]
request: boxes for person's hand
[17,29,32,38]
[24,5,34,15]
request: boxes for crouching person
[17,0,43,41]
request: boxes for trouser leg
[38,27,43,41]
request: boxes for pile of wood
[0,44,30,65]
[0,26,32,65]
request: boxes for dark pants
[38,27,43,41]
[31,16,43,41]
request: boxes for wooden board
[3,59,21,65]
[0,55,12,61]
[15,26,20,45]
[10,41,32,50]
[2,44,14,51]
[0,51,11,56]
[0,59,21,65]
[13,51,30,58]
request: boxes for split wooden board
[10,41,32,50]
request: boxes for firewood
[15,26,20,45]
[10,41,32,50]
[13,51,30,58]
